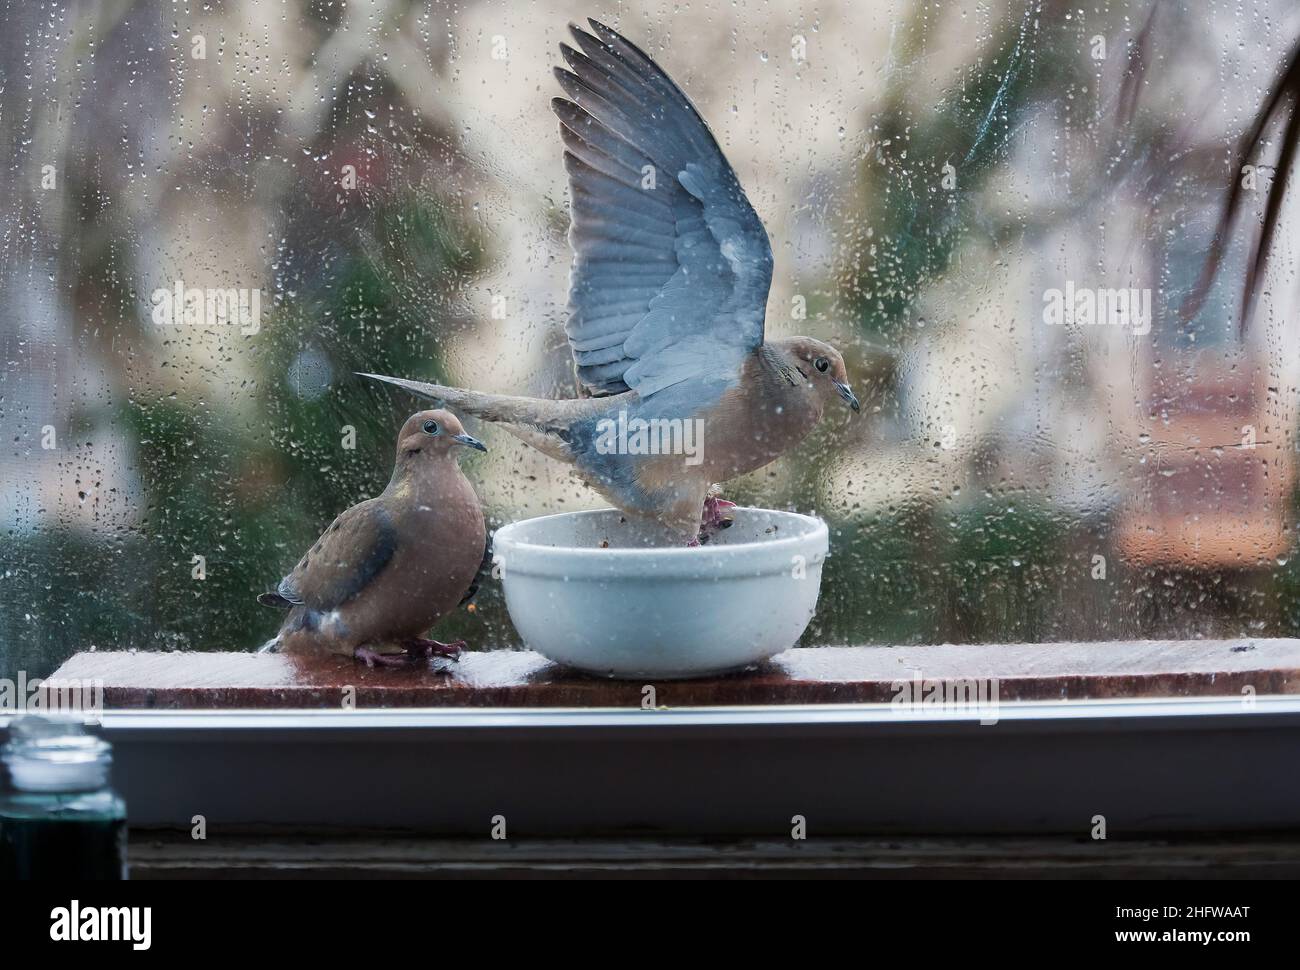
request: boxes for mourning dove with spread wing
[257,410,488,667]
[362,19,858,544]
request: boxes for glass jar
[0,715,127,880]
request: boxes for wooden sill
[46,638,1300,708]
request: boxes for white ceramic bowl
[493,507,828,679]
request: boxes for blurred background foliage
[2,185,491,675]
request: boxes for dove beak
[452,433,488,452]
[835,381,861,412]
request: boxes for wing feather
[276,501,398,614]
[556,19,773,397]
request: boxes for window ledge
[13,641,1300,834]
[43,638,1300,708]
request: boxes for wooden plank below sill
[125,831,1300,879]
[41,639,1300,708]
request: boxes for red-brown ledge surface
[40,639,1300,708]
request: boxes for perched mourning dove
[362,19,858,543]
[257,409,488,667]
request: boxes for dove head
[773,337,860,413]
[395,409,487,463]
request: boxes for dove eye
[814,357,830,373]
[422,420,440,435]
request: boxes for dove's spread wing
[554,19,773,398]
[277,501,398,613]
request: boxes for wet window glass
[2,1,1296,705]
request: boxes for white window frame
[8,695,1297,834]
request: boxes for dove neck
[389,451,467,501]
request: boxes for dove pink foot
[354,639,465,668]
[697,494,737,544]
[402,637,466,660]
[355,645,419,669]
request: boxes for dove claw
[355,645,417,668]
[403,637,466,660]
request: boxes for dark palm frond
[1115,3,1159,132]
[1185,42,1300,333]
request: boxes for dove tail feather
[357,372,607,463]
[358,373,551,424]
